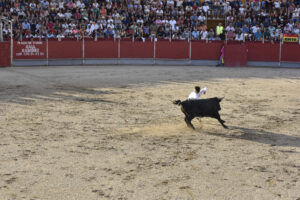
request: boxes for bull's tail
[173,100,182,105]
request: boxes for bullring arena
[0,65,299,199]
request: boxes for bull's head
[218,97,225,102]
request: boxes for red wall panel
[120,40,154,58]
[14,41,46,59]
[156,40,189,59]
[0,42,10,67]
[192,41,224,60]
[225,44,247,67]
[246,42,279,62]
[48,40,82,59]
[85,40,118,59]
[281,43,300,62]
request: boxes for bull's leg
[214,113,228,129]
[185,116,195,130]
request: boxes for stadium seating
[0,0,299,41]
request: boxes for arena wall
[1,39,299,68]
[0,42,11,67]
[224,44,247,67]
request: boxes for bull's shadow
[207,126,300,148]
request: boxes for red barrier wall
[10,39,299,65]
[0,42,10,67]
[14,41,46,59]
[281,43,300,62]
[156,40,189,59]
[48,40,82,59]
[246,42,280,62]
[192,41,224,60]
[85,40,118,59]
[120,40,154,58]
[225,44,247,67]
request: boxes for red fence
[120,39,154,58]
[225,44,247,67]
[191,40,223,60]
[156,40,189,59]
[85,39,118,59]
[246,42,280,62]
[48,40,82,59]
[0,42,10,67]
[0,39,299,67]
[281,43,300,62]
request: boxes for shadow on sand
[0,85,117,105]
[207,125,300,148]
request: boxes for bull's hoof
[187,125,195,130]
[223,125,228,129]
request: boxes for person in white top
[188,86,207,100]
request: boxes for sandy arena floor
[0,65,300,200]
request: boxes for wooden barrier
[0,42,10,66]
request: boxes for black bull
[173,97,228,129]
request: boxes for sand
[0,66,299,200]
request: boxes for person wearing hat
[187,86,207,100]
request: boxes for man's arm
[200,87,207,94]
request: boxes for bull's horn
[218,97,225,102]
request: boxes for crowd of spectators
[0,0,299,42]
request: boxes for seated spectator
[208,28,215,40]
[201,29,208,40]
[235,31,244,41]
[192,28,200,39]
[198,12,206,23]
[105,27,115,38]
[254,29,263,41]
[263,28,271,41]
[226,23,235,40]
[202,3,210,13]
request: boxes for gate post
[118,38,120,65]
[10,21,13,66]
[46,39,49,66]
[279,35,282,67]
[153,38,156,65]
[82,37,85,65]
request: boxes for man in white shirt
[188,86,207,100]
[169,17,177,30]
[201,30,208,40]
[202,3,210,13]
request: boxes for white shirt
[176,0,183,7]
[235,34,244,41]
[201,31,208,40]
[251,26,258,34]
[203,5,210,13]
[188,88,207,100]
[169,19,176,28]
[198,15,206,22]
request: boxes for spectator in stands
[0,0,296,42]
[235,30,244,41]
[208,28,215,40]
[216,22,224,40]
[226,23,235,40]
[192,27,200,39]
[254,29,263,41]
[201,29,208,40]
